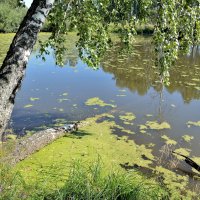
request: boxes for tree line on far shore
[0,0,52,33]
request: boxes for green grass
[45,160,169,200]
[0,160,169,200]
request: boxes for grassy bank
[1,113,198,199]
[1,160,169,200]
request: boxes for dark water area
[1,34,200,163]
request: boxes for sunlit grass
[0,160,169,200]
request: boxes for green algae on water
[58,98,69,103]
[16,114,154,186]
[145,114,153,117]
[173,148,191,160]
[85,97,116,108]
[119,112,136,121]
[24,104,33,108]
[182,135,194,142]
[116,94,126,97]
[14,113,197,199]
[145,121,171,130]
[161,135,177,145]
[30,97,40,101]
[187,121,200,127]
[139,125,147,130]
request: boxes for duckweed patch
[173,148,191,160]
[145,121,171,130]
[12,114,198,199]
[119,112,136,121]
[30,97,40,101]
[85,97,116,107]
[182,135,194,142]
[146,114,153,117]
[116,94,126,97]
[161,135,177,145]
[187,121,200,127]
[24,104,33,108]
[15,114,154,191]
[58,98,69,103]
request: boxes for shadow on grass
[64,130,91,139]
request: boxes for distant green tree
[0,0,26,33]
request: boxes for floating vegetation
[182,135,194,142]
[85,97,116,108]
[145,121,171,130]
[148,143,155,148]
[187,121,200,127]
[62,93,68,96]
[59,108,64,112]
[140,130,147,134]
[113,124,135,134]
[170,104,176,108]
[121,129,135,134]
[145,114,153,117]
[123,121,134,125]
[116,94,126,97]
[16,114,154,192]
[24,104,33,108]
[100,113,115,118]
[139,125,147,130]
[9,111,197,199]
[53,118,68,127]
[173,148,191,160]
[58,98,69,103]
[119,112,136,121]
[30,97,40,101]
[119,89,126,92]
[161,135,177,145]
[5,134,17,140]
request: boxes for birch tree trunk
[0,0,55,139]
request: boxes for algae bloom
[161,135,177,145]
[85,97,116,107]
[119,112,136,121]
[187,121,200,127]
[145,121,171,130]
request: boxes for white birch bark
[0,0,55,139]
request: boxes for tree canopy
[38,0,200,84]
[0,0,26,33]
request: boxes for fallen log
[1,122,80,165]
[172,151,200,172]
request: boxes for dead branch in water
[172,151,200,172]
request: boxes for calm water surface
[1,34,200,160]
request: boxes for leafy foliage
[37,0,199,83]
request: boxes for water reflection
[101,39,200,103]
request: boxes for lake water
[1,33,200,173]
